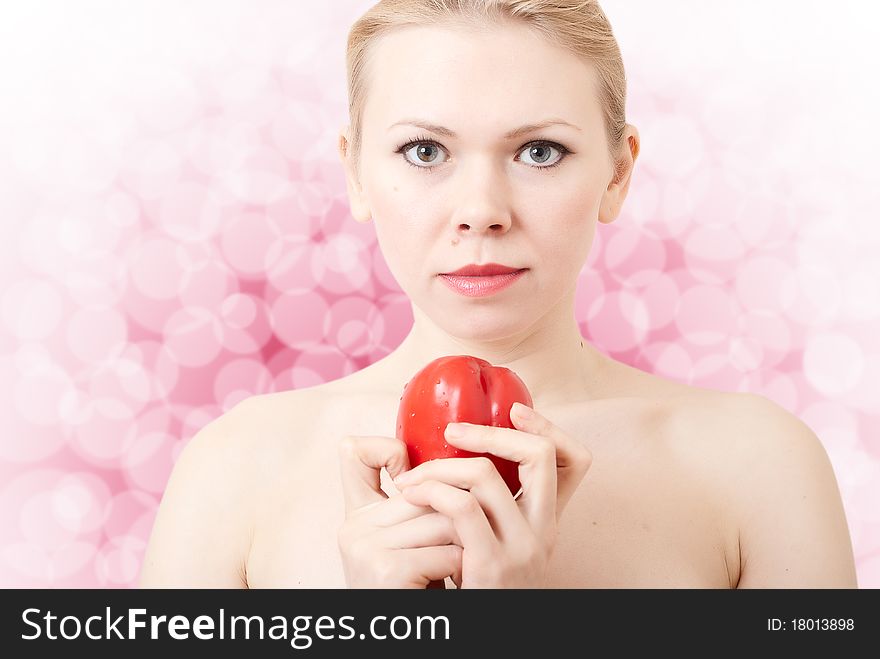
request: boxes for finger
[402,480,498,562]
[443,406,593,532]
[509,403,592,515]
[397,545,462,588]
[440,420,556,532]
[339,435,410,515]
[362,493,437,528]
[394,458,528,542]
[377,511,461,549]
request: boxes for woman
[140,0,858,588]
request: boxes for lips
[442,263,525,277]
[440,269,526,297]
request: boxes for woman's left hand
[392,403,592,588]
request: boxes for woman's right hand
[337,435,462,588]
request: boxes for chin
[445,310,532,339]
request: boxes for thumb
[338,435,410,515]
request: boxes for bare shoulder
[221,385,339,471]
[223,387,321,437]
[667,389,857,588]
[654,389,796,477]
[139,397,257,587]
[198,381,358,478]
[139,388,327,588]
[666,389,838,482]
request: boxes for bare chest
[244,395,738,588]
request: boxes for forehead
[363,22,602,133]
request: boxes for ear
[598,124,640,225]
[338,126,372,224]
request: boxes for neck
[375,285,608,410]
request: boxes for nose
[452,215,510,235]
[449,161,513,235]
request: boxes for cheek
[369,178,447,259]
[536,226,595,279]
[372,217,412,276]
[529,192,599,259]
[370,205,435,287]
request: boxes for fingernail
[512,402,534,420]
[445,423,465,438]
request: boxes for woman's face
[342,22,624,340]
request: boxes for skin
[339,21,641,414]
[333,22,638,586]
[139,21,858,589]
[337,400,592,588]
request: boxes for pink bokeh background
[1,0,878,587]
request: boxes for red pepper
[396,355,534,497]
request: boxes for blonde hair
[343,0,629,185]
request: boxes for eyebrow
[388,118,582,139]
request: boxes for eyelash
[395,133,573,173]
